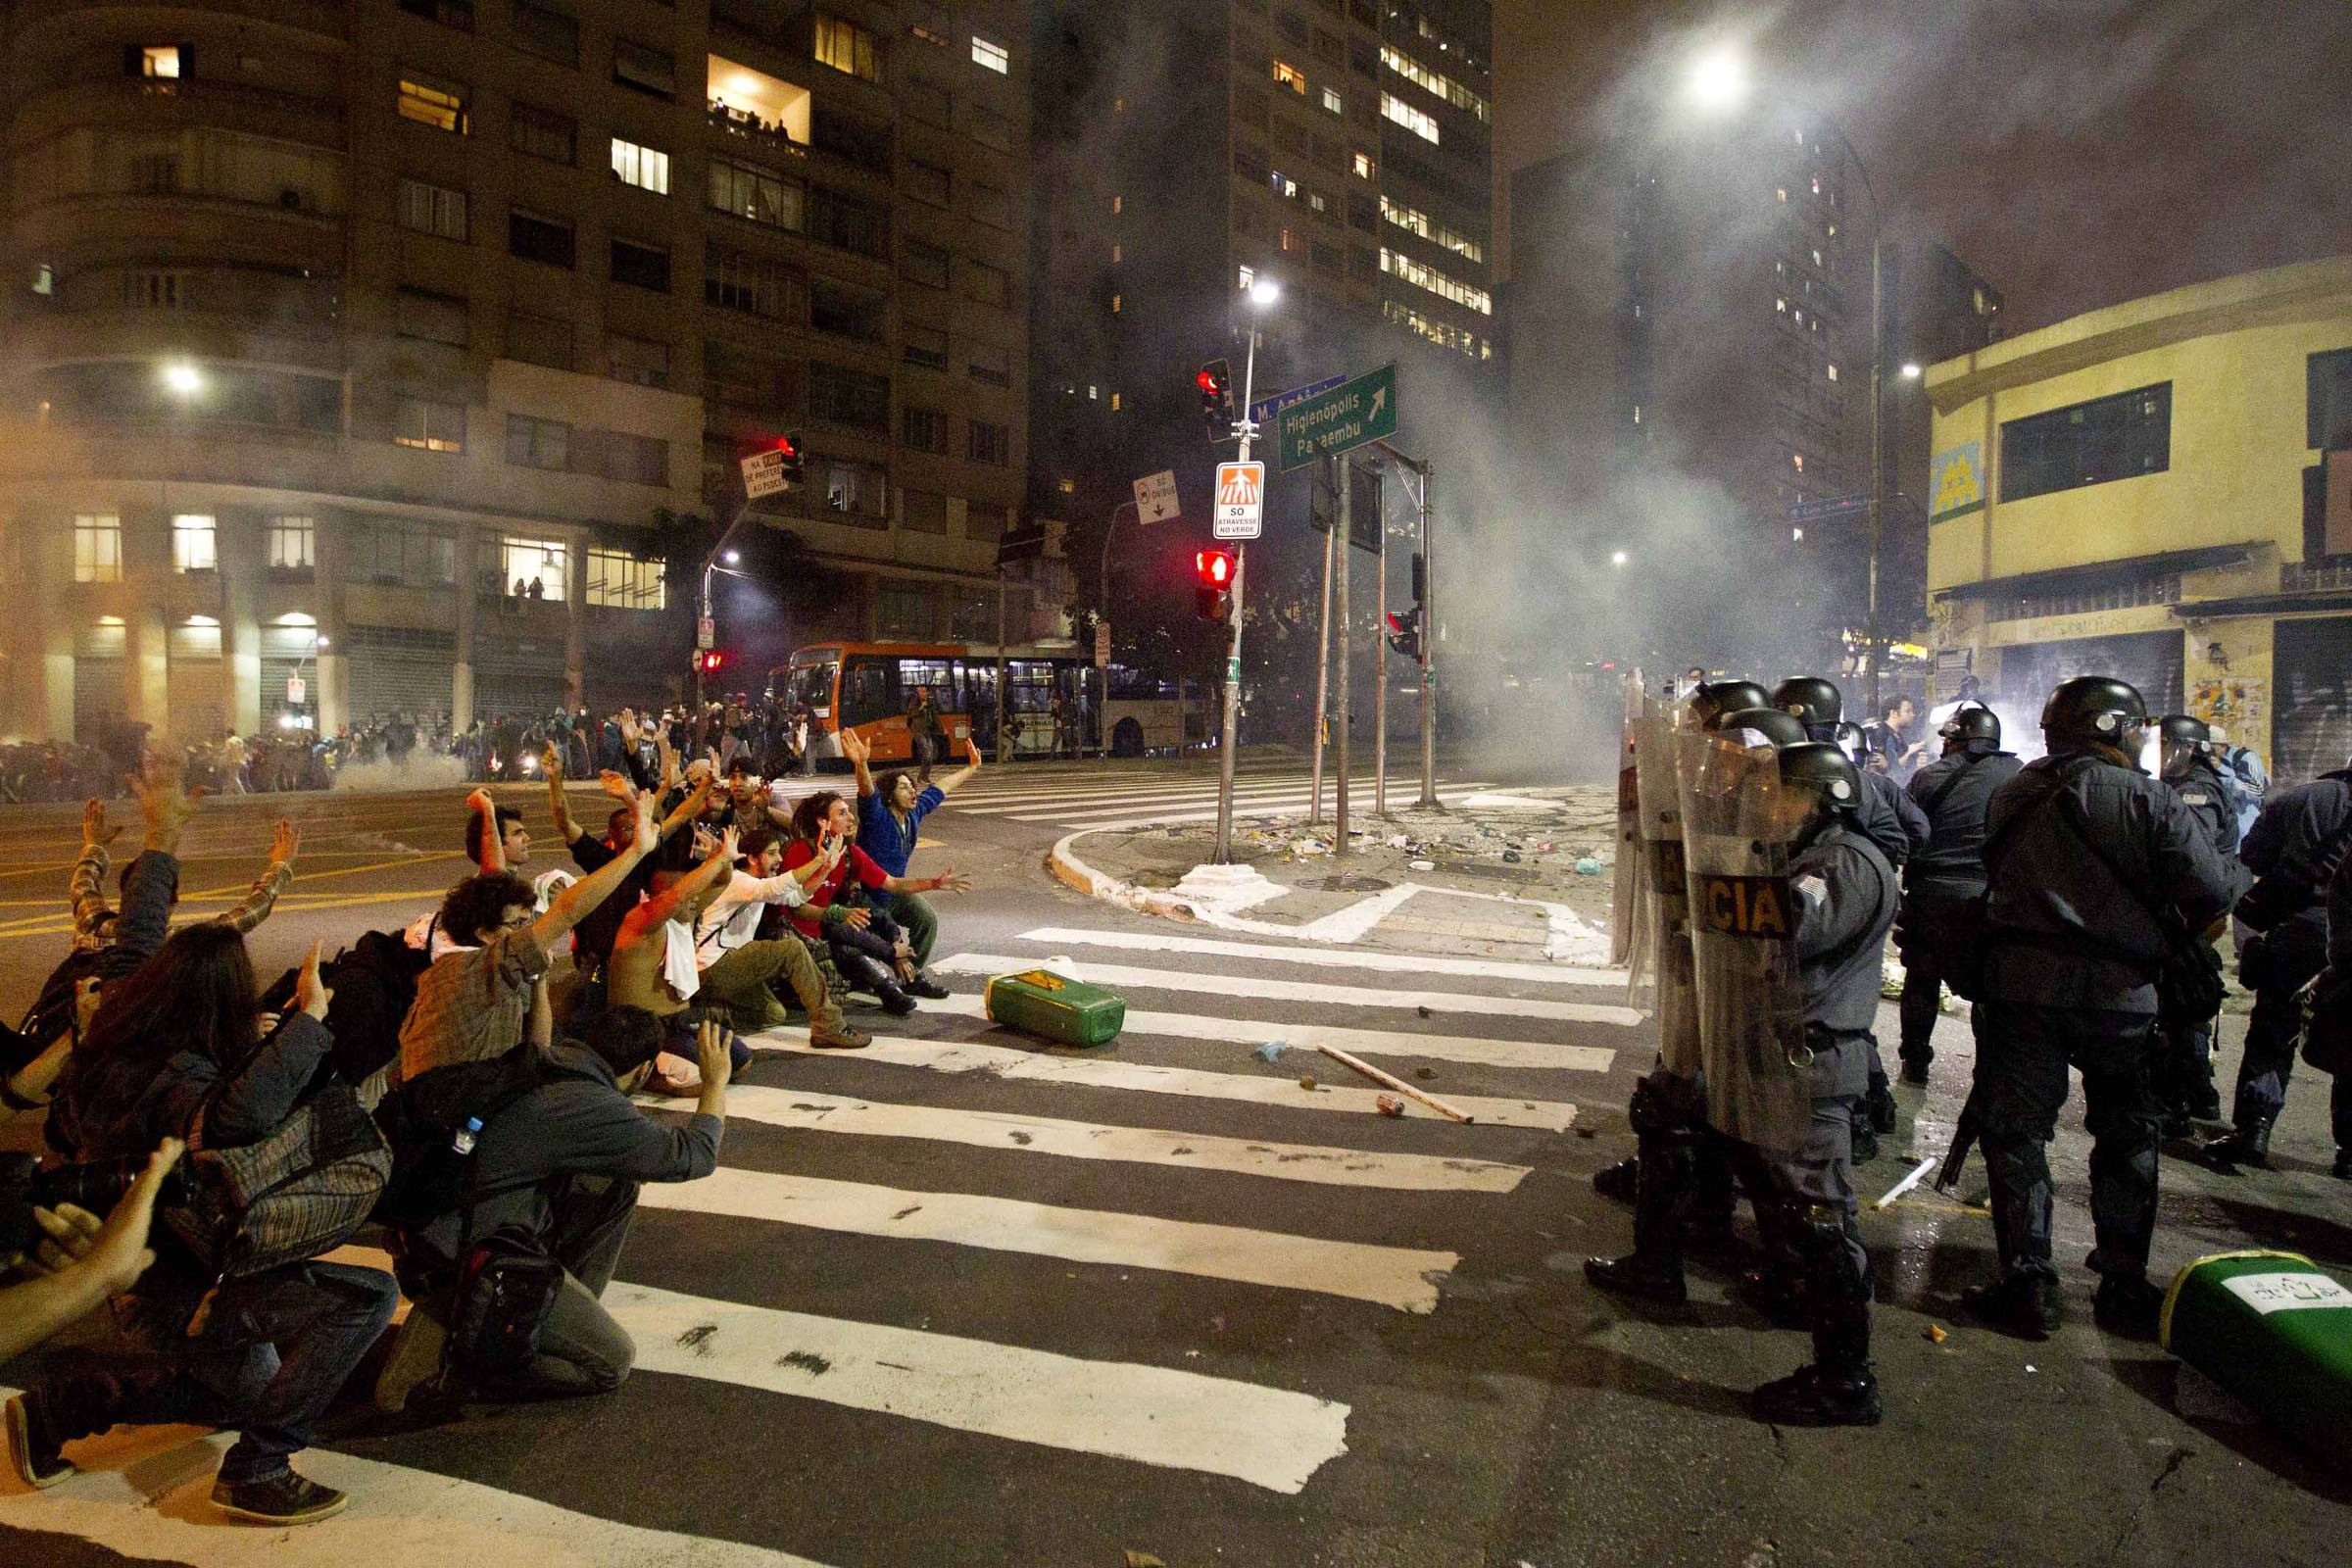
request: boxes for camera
[0,1151,189,1259]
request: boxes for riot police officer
[2153,715,2239,1130]
[1687,679,1771,729]
[1895,707,2022,1086]
[1962,678,2244,1340]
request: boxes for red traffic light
[774,434,797,456]
[1196,368,1219,393]
[697,650,727,674]
[1195,549,1234,587]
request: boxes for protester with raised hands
[844,727,979,982]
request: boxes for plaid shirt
[69,844,292,954]
[394,926,551,1085]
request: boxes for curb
[1046,827,1201,922]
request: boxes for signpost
[1248,373,1347,429]
[1132,469,1180,525]
[1093,620,1110,668]
[696,615,715,652]
[1274,363,1396,473]
[739,449,787,500]
[1213,461,1264,540]
[286,675,306,708]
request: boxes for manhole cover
[1305,874,1393,892]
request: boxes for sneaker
[2092,1275,2164,1341]
[373,1304,448,1413]
[903,976,951,1000]
[1750,1364,1883,1427]
[1962,1272,2062,1340]
[1582,1253,1688,1304]
[213,1468,349,1526]
[808,1022,873,1050]
[5,1393,72,1490]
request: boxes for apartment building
[0,0,1034,743]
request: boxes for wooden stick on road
[1315,1044,1475,1123]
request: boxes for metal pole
[994,564,1008,763]
[697,560,712,708]
[1865,237,1885,717]
[1417,462,1438,808]
[1213,319,1261,863]
[1374,467,1387,818]
[1309,461,1336,823]
[1098,500,1136,760]
[1333,457,1351,857]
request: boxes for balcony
[709,54,809,144]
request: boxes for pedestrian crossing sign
[1214,461,1264,540]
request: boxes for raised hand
[839,727,870,765]
[268,818,301,867]
[631,790,660,854]
[932,865,973,895]
[539,742,564,781]
[294,941,332,1021]
[81,797,121,849]
[131,754,203,848]
[695,1017,735,1092]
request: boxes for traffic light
[1197,360,1235,444]
[1385,608,1423,662]
[1194,548,1234,622]
[697,649,727,675]
[776,432,805,486]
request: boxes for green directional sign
[1274,363,1396,473]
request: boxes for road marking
[633,1165,1457,1312]
[749,1031,1581,1131]
[0,1401,841,1567]
[946,770,1320,808]
[998,783,1494,825]
[1017,926,1624,988]
[607,1283,1350,1493]
[661,1083,1530,1192]
[1012,790,1494,832]
[954,781,1334,817]
[931,954,1642,1029]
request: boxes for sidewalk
[1048,784,1620,964]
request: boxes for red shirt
[781,840,889,937]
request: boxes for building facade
[0,0,1036,744]
[1925,255,2352,777]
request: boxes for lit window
[1377,247,1491,314]
[1793,526,1805,541]
[1792,308,1803,324]
[1238,264,1255,289]
[398,177,468,239]
[1321,86,1342,114]
[172,514,218,572]
[1056,478,1076,494]
[1811,248,1823,268]
[1379,43,1490,121]
[1792,453,1804,470]
[32,263,54,295]
[1776,187,1788,202]
[611,137,670,195]
[910,24,948,48]
[1826,364,1838,382]
[397,73,468,134]
[1110,392,1122,411]
[500,537,568,600]
[1274,61,1306,94]
[1111,194,1122,215]
[1308,192,1326,214]
[1632,406,1642,424]
[73,514,122,583]
[395,397,464,452]
[140,46,180,79]
[1352,152,1373,178]
[1811,174,1822,195]
[268,514,315,570]
[1087,385,1098,400]
[1109,292,1121,313]
[814,15,880,82]
[1380,92,1439,144]
[586,548,665,609]
[971,36,1008,74]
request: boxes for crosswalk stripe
[1020,789,1494,830]
[921,993,1613,1073]
[947,770,1321,808]
[665,1083,1531,1192]
[0,1403,839,1566]
[955,779,1352,816]
[749,1031,1581,1130]
[606,1283,1350,1493]
[633,1165,1456,1312]
[1017,926,1624,988]
[998,780,1493,822]
[933,954,1642,1029]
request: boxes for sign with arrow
[1274,363,1396,473]
[1249,373,1347,429]
[1132,469,1180,524]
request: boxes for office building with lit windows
[0,1,1036,744]
[1027,0,1497,615]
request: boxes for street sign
[286,675,306,707]
[1094,621,1111,667]
[1310,457,1385,555]
[1214,461,1264,540]
[1788,491,1871,524]
[1249,373,1347,429]
[1133,469,1180,525]
[740,449,787,499]
[1274,364,1397,473]
[696,615,716,651]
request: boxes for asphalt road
[3,760,2348,1567]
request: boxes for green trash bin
[983,967,1126,1048]
[2161,1249,2352,1469]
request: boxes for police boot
[2091,1274,2164,1341]
[1592,1156,1640,1203]
[1898,1050,1932,1087]
[2198,1117,2274,1173]
[1584,1142,1690,1305]
[1849,1119,1880,1164]
[1751,1208,1881,1428]
[1866,1077,1898,1136]
[1961,1271,2062,1340]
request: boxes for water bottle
[452,1115,483,1156]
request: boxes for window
[395,397,464,452]
[505,308,571,368]
[815,458,889,520]
[32,263,53,295]
[607,331,670,389]
[808,363,891,433]
[1379,247,1491,314]
[967,419,1009,466]
[396,286,469,345]
[809,276,887,342]
[1321,86,1342,115]
[903,324,949,369]
[904,157,951,205]
[910,24,949,48]
[73,514,122,583]
[267,514,315,570]
[499,536,567,599]
[124,270,181,307]
[397,176,467,239]
[964,339,1009,386]
[1380,92,1438,144]
[398,72,468,133]
[961,259,1008,308]
[1379,195,1484,262]
[808,187,890,258]
[172,513,218,572]
[815,16,880,82]
[965,105,1010,151]
[511,0,578,65]
[971,36,1007,74]
[611,138,670,194]
[509,209,574,268]
[705,246,806,319]
[509,101,575,163]
[506,413,568,469]
[708,158,804,230]
[968,181,1010,227]
[610,237,670,291]
[347,519,456,586]
[901,240,951,289]
[1352,150,1372,178]
[1379,44,1490,121]
[1109,292,1121,314]
[602,431,668,485]
[1109,243,1122,265]
[136,46,181,79]
[2001,383,2173,502]
[2311,349,2352,449]
[586,549,665,609]
[1110,392,1123,412]
[1826,364,1839,382]
[905,75,952,126]
[902,405,948,453]
[877,583,935,636]
[1274,60,1306,93]
[1237,263,1255,290]
[612,39,674,98]
[399,0,473,28]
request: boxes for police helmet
[2156,713,2212,752]
[2041,676,2146,749]
[1771,676,1842,729]
[1832,720,1867,760]
[1692,678,1771,721]
[1709,707,1807,749]
[1777,741,1863,813]
[1940,705,2000,747]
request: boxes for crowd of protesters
[0,715,980,1524]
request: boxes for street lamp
[160,361,202,396]
[1900,362,1923,380]
[1211,277,1281,861]
[1611,549,1631,566]
[723,549,741,564]
[1688,50,1747,112]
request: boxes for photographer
[0,1138,179,1365]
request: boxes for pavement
[0,757,2347,1567]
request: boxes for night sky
[1494,0,2352,331]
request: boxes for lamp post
[1097,498,1139,760]
[1212,277,1280,863]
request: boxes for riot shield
[1609,669,1646,970]
[1634,703,1699,1075]
[1675,728,1814,1156]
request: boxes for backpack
[370,1045,603,1231]
[259,929,432,1090]
[8,949,104,1076]
[163,1074,392,1278]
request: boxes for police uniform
[1897,741,2024,1081]
[2154,753,2240,1125]
[1969,742,2243,1332]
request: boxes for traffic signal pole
[1212,325,1262,865]
[1332,455,1351,857]
[1308,469,1335,824]
[1374,465,1387,818]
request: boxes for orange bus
[769,641,1212,766]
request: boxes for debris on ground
[1926,1324,1949,1345]
[1414,1066,1437,1080]
[1298,1075,1317,1091]
[1124,1552,1167,1568]
[1574,857,1604,875]
[1417,1005,1433,1018]
[1408,859,1436,871]
[1376,1095,1406,1117]
[1254,1040,1288,1062]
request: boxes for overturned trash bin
[984,967,1126,1048]
[2161,1250,2352,1469]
